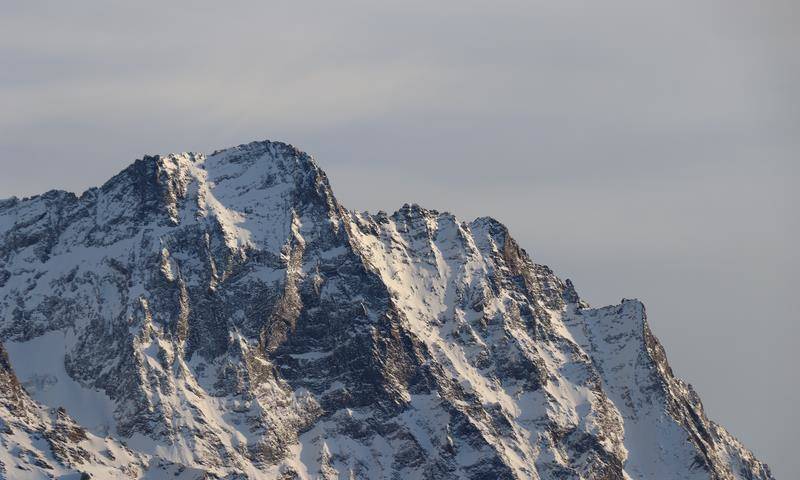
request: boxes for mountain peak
[0,139,773,479]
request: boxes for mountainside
[0,140,773,479]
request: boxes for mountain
[0,140,773,479]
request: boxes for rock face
[0,140,773,479]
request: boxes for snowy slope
[0,140,773,479]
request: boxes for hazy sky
[1,1,797,476]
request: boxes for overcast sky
[1,0,798,476]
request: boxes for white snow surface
[6,331,118,436]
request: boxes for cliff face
[0,140,773,479]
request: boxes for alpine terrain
[0,140,774,479]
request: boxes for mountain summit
[0,140,773,479]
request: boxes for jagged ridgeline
[0,141,773,479]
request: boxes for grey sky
[1,0,798,476]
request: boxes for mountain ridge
[0,139,773,479]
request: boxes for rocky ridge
[0,140,773,479]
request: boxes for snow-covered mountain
[0,140,773,479]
